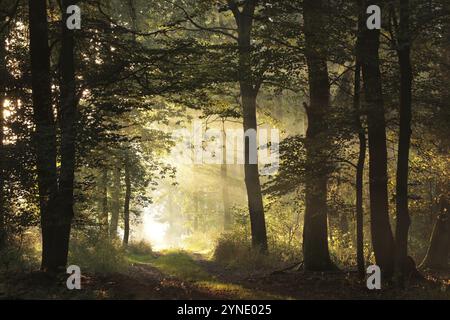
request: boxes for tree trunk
[229,0,268,252]
[54,0,78,270]
[302,0,334,271]
[419,195,449,269]
[359,0,395,278]
[0,12,7,248]
[100,166,109,236]
[354,62,366,277]
[123,154,131,246]
[109,165,121,238]
[221,121,232,230]
[28,0,59,272]
[394,0,414,286]
[354,1,366,277]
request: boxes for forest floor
[1,250,449,300]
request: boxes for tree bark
[302,0,334,271]
[354,62,366,277]
[228,0,268,252]
[355,0,366,277]
[123,153,131,246]
[359,0,395,278]
[28,0,59,272]
[0,10,7,248]
[394,0,414,286]
[100,166,109,236]
[109,165,121,238]
[54,0,78,270]
[221,121,232,230]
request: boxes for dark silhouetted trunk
[419,195,449,269]
[355,1,366,277]
[394,0,414,286]
[100,166,109,236]
[302,0,334,271]
[28,0,59,272]
[0,21,6,248]
[229,0,268,252]
[110,165,121,238]
[333,77,352,236]
[359,0,395,278]
[123,154,131,246]
[354,62,366,277]
[54,0,78,270]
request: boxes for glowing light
[142,206,169,251]
[3,99,11,120]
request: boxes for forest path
[104,250,449,300]
[117,250,450,300]
[115,250,288,300]
[2,250,448,299]
[0,250,288,299]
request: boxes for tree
[109,164,121,238]
[393,0,414,286]
[123,152,131,246]
[301,0,335,271]
[55,0,78,270]
[226,0,268,252]
[354,0,367,277]
[100,165,109,237]
[28,0,59,272]
[0,0,10,249]
[221,119,232,230]
[359,0,395,277]
[28,0,79,272]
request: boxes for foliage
[68,233,128,274]
[127,240,153,256]
[0,231,40,272]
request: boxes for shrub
[127,240,153,256]
[0,230,40,272]
[213,232,279,271]
[68,234,128,274]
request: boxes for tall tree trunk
[419,195,449,269]
[54,0,78,270]
[359,0,395,277]
[0,10,8,249]
[221,121,232,230]
[354,63,367,277]
[355,0,366,277]
[354,65,366,277]
[229,0,268,252]
[394,0,414,286]
[28,0,59,272]
[333,76,352,237]
[109,165,121,238]
[302,0,334,271]
[123,154,131,246]
[100,166,109,237]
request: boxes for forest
[0,0,449,300]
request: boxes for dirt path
[99,252,450,300]
[2,251,448,299]
[87,264,229,300]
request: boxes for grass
[126,249,290,299]
[149,252,211,281]
[127,252,155,264]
